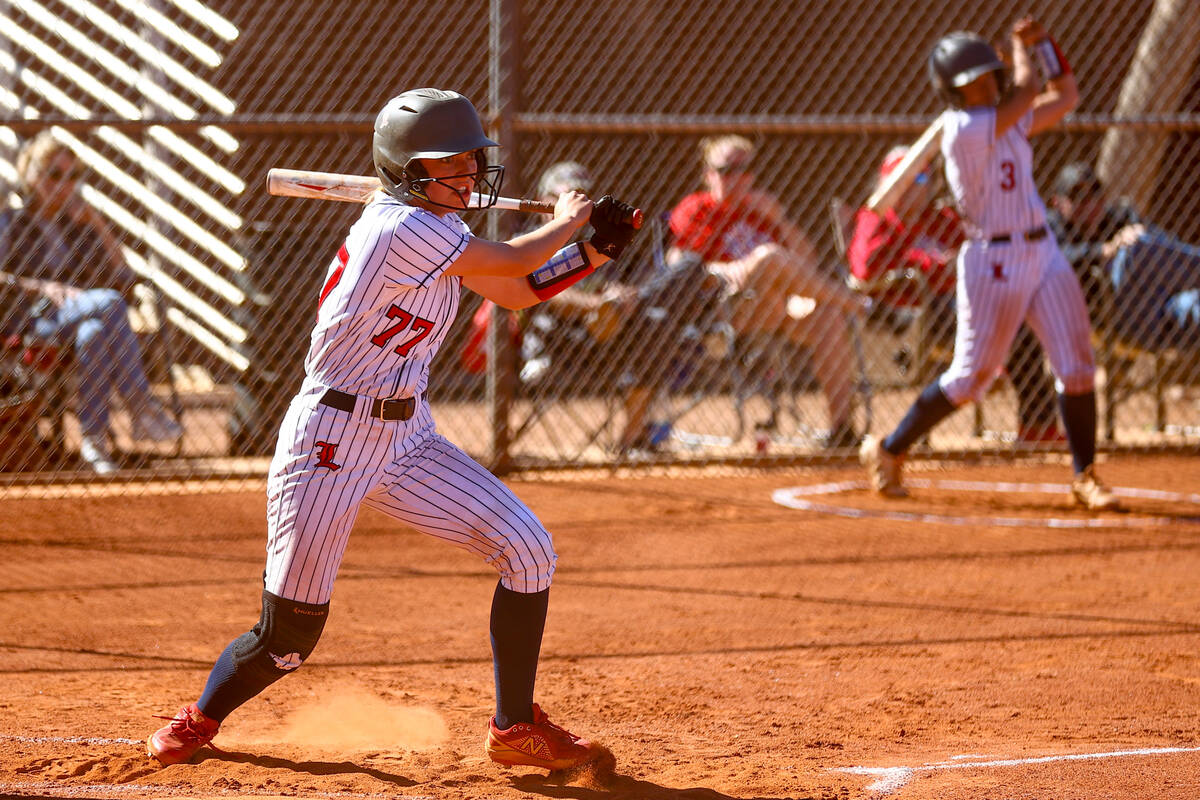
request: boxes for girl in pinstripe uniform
[149,89,636,771]
[861,19,1118,510]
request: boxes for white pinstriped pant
[939,236,1095,406]
[263,380,556,605]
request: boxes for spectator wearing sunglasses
[848,146,1063,443]
[0,130,181,473]
[668,135,869,449]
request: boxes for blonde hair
[15,129,75,194]
[700,135,755,169]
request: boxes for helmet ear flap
[399,160,431,200]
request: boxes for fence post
[487,0,522,473]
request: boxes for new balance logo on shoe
[270,651,303,670]
[514,734,551,758]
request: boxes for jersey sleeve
[944,107,995,164]
[382,208,470,288]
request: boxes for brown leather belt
[319,388,417,421]
[989,225,1048,244]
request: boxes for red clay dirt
[2,454,1199,799]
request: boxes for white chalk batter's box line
[773,479,1200,528]
[834,745,1200,795]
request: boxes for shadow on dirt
[512,771,845,800]
[196,748,418,786]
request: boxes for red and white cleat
[147,703,220,765]
[485,703,596,770]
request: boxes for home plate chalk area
[773,478,1200,528]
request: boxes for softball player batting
[861,17,1119,510]
[148,88,638,770]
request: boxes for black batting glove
[589,195,639,259]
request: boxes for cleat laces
[151,710,223,754]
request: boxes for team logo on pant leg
[314,440,341,471]
[269,651,303,670]
[992,262,1007,282]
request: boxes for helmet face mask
[400,149,504,211]
[372,88,505,209]
[928,32,1007,108]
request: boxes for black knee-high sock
[197,638,247,721]
[883,380,958,455]
[1057,391,1097,474]
[490,583,549,730]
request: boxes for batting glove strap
[589,195,638,259]
[528,243,596,301]
[1032,36,1071,80]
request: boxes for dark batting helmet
[928,32,1006,108]
[372,88,504,209]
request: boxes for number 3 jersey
[940,107,1048,240]
[305,195,470,399]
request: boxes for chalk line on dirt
[773,479,1200,528]
[835,745,1200,795]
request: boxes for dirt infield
[3,454,1199,799]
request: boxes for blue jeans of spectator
[32,289,157,439]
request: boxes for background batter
[860,17,1119,510]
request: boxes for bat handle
[518,199,556,215]
[522,199,644,230]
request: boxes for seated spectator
[518,162,649,385]
[847,146,961,335]
[1048,161,1200,352]
[521,162,727,455]
[459,161,637,387]
[1046,162,1144,312]
[0,130,181,473]
[849,147,1063,442]
[668,135,875,449]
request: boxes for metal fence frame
[2,0,1198,484]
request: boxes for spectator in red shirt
[848,147,962,309]
[668,135,869,448]
[848,147,1062,443]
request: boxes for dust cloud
[275,685,449,751]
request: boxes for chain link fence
[1,0,1198,484]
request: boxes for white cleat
[860,435,909,498]
[79,435,117,474]
[1071,465,1120,511]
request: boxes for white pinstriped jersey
[306,196,470,399]
[941,108,1047,239]
[934,105,1096,406]
[263,195,558,605]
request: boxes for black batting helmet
[928,32,1006,108]
[372,88,504,209]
